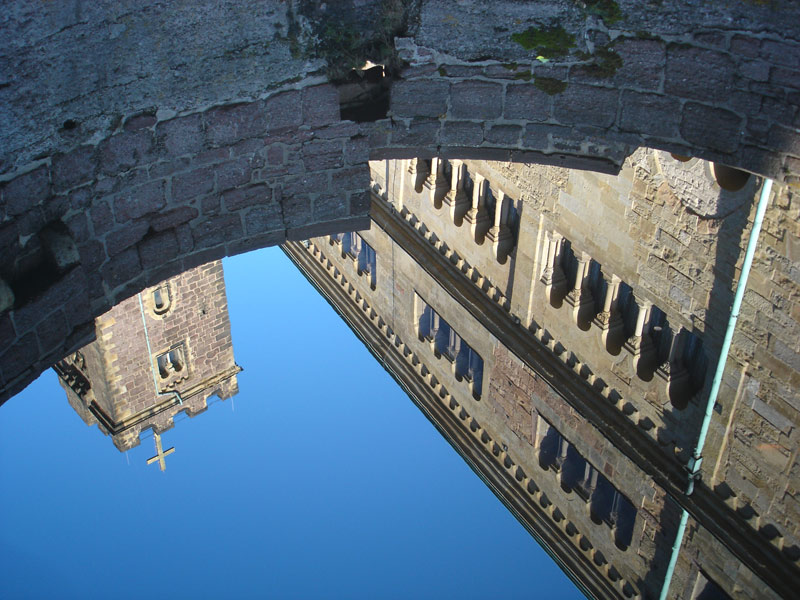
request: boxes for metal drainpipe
[138,292,184,406]
[658,177,773,600]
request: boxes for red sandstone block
[302,139,344,171]
[172,166,215,202]
[681,102,743,154]
[151,206,199,232]
[52,146,96,191]
[216,157,254,191]
[1,165,50,217]
[205,102,266,147]
[344,135,370,166]
[105,221,149,257]
[330,165,368,193]
[280,194,312,228]
[313,193,348,221]
[264,90,303,131]
[138,230,179,270]
[156,113,204,157]
[113,179,167,222]
[302,85,340,127]
[99,130,154,176]
[191,213,243,249]
[223,183,270,212]
[665,45,735,104]
[244,203,283,235]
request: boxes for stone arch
[2,0,799,404]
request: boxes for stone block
[52,146,96,191]
[90,200,114,236]
[313,193,348,221]
[78,240,106,272]
[100,246,141,290]
[620,91,681,139]
[150,206,199,232]
[390,118,441,146]
[730,35,761,59]
[331,166,368,193]
[302,85,340,127]
[522,123,573,149]
[223,183,270,212]
[485,124,522,146]
[302,139,344,171]
[264,91,303,132]
[1,166,50,217]
[450,81,503,119]
[504,84,551,122]
[344,136,370,166]
[205,102,266,147]
[769,125,800,157]
[348,190,371,217]
[172,166,216,202]
[191,213,243,249]
[440,121,484,146]
[138,229,179,270]
[99,130,154,175]
[553,84,618,128]
[612,38,665,91]
[760,40,800,68]
[665,45,735,103]
[281,195,312,228]
[0,333,38,384]
[156,114,204,157]
[113,179,167,222]
[244,204,283,235]
[391,79,449,118]
[680,103,743,154]
[35,309,68,354]
[105,221,149,257]
[216,157,254,191]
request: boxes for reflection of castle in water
[55,260,241,455]
[284,153,799,600]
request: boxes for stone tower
[55,260,241,451]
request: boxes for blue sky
[0,247,581,599]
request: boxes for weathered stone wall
[0,84,370,405]
[3,0,800,406]
[383,1,800,183]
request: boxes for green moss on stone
[585,45,623,77]
[514,70,532,81]
[583,0,623,24]
[511,26,576,58]
[534,77,568,95]
[438,66,447,76]
[502,62,519,71]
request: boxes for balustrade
[541,229,708,409]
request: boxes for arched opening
[711,163,752,192]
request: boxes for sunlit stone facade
[284,155,799,599]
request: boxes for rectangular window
[416,294,483,399]
[330,232,377,288]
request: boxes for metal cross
[146,432,175,472]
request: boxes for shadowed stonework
[1,3,798,415]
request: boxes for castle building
[283,153,799,599]
[55,260,241,453]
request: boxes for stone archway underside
[1,0,799,403]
